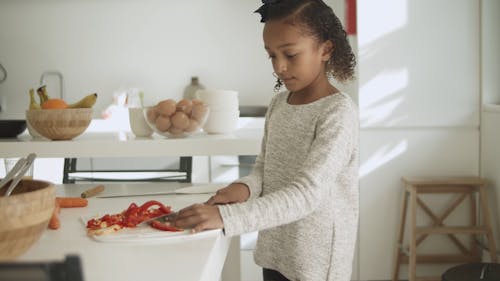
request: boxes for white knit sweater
[218,91,359,281]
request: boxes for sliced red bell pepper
[86,200,178,232]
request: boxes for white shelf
[0,118,264,158]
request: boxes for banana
[36,85,50,104]
[68,93,98,108]
[29,88,41,110]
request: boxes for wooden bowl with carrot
[0,179,55,260]
[26,86,97,140]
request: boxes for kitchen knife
[138,212,177,226]
[96,191,176,198]
[96,184,222,198]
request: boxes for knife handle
[81,184,105,198]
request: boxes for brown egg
[157,99,176,117]
[185,119,200,132]
[146,106,159,124]
[170,111,190,129]
[191,104,208,122]
[191,99,203,106]
[168,126,184,136]
[155,115,171,132]
[176,99,193,114]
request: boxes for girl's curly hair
[255,0,356,87]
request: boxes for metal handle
[0,158,26,190]
[40,70,64,100]
[5,153,37,196]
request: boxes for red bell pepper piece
[138,200,171,214]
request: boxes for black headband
[254,0,282,23]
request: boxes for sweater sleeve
[219,98,358,236]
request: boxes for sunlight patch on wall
[357,0,408,46]
[359,69,408,127]
[359,140,407,178]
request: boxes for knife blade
[138,212,178,226]
[95,184,222,198]
[96,192,176,198]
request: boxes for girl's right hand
[206,183,250,205]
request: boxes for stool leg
[392,190,409,281]
[470,192,480,258]
[478,186,498,262]
[409,186,417,281]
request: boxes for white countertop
[0,118,264,158]
[17,182,230,281]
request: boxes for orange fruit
[41,99,69,109]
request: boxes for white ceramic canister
[195,89,238,109]
[128,107,153,137]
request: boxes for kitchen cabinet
[480,0,500,251]
[481,0,500,105]
[480,106,500,256]
[357,0,480,129]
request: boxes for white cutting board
[89,227,222,243]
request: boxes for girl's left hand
[171,203,223,233]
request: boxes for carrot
[56,197,88,208]
[48,202,61,230]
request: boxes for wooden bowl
[0,179,55,260]
[26,108,92,140]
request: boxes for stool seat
[402,177,487,186]
[392,177,497,281]
[416,226,489,235]
[442,263,500,281]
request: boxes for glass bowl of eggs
[143,98,209,138]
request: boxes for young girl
[172,1,358,280]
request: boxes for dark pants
[263,268,290,281]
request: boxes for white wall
[358,0,481,279]
[0,0,348,120]
[0,0,269,119]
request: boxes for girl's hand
[206,183,250,205]
[171,203,223,233]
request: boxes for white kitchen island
[0,119,265,281]
[16,183,230,281]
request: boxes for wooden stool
[392,177,497,281]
